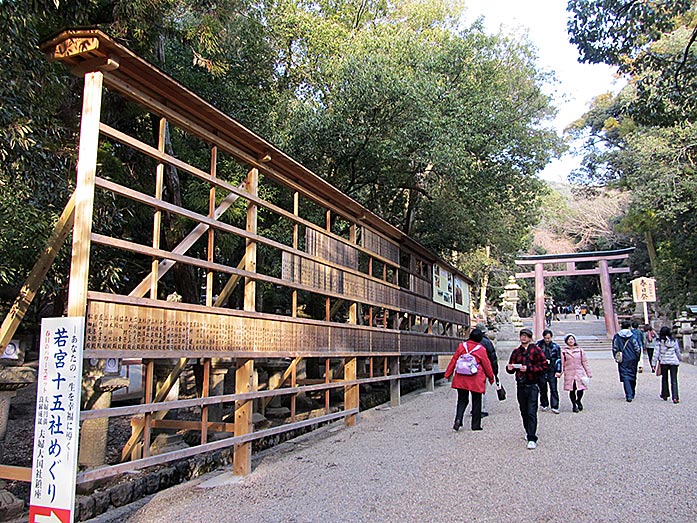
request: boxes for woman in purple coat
[561,333,592,412]
[444,329,495,431]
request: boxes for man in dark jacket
[507,328,549,450]
[536,329,561,413]
[476,322,498,417]
[613,321,642,402]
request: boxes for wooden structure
[515,248,633,338]
[0,29,473,484]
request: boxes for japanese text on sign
[30,317,85,523]
[631,277,657,303]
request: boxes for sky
[461,0,624,183]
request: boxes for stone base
[149,433,189,455]
[0,489,24,520]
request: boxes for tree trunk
[645,230,658,275]
[478,244,490,317]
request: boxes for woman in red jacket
[444,328,495,431]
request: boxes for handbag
[580,376,591,388]
[655,362,661,376]
[614,339,629,364]
[496,379,506,401]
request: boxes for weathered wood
[0,191,75,352]
[261,357,302,409]
[233,359,254,476]
[0,465,32,482]
[50,36,99,59]
[67,71,103,318]
[344,357,358,427]
[121,358,188,461]
[390,357,400,407]
[78,408,358,484]
[244,168,258,313]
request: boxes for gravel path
[122,351,697,523]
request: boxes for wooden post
[389,357,400,407]
[324,358,330,414]
[344,356,358,427]
[244,169,258,312]
[200,358,211,445]
[67,71,103,318]
[292,192,299,317]
[534,262,545,339]
[233,358,254,476]
[206,147,217,307]
[151,118,166,300]
[425,355,434,392]
[142,360,154,459]
[599,259,617,337]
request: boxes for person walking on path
[476,322,498,418]
[612,320,642,402]
[506,328,548,449]
[644,324,658,372]
[574,305,581,320]
[631,320,645,373]
[444,328,495,431]
[561,334,592,412]
[535,329,561,414]
[652,326,681,403]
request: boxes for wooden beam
[261,357,302,409]
[233,358,254,476]
[121,358,189,461]
[0,465,32,483]
[516,267,630,279]
[515,253,631,265]
[0,191,75,352]
[344,356,358,427]
[67,71,103,318]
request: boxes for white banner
[29,317,85,523]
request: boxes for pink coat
[444,340,495,394]
[561,346,592,391]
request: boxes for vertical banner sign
[29,317,85,523]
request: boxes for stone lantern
[503,276,524,328]
[675,311,695,364]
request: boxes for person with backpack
[475,322,499,418]
[652,326,681,403]
[506,328,549,449]
[535,329,562,413]
[612,320,642,402]
[561,334,592,412]
[444,328,495,432]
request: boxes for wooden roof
[40,28,470,281]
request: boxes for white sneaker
[541,406,549,411]
[527,440,537,450]
[551,408,560,414]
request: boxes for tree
[567,0,697,312]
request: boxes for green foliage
[567,0,697,313]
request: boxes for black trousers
[660,364,679,401]
[455,389,483,430]
[539,371,559,409]
[516,383,539,442]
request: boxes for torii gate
[515,248,634,339]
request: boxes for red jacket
[444,340,495,393]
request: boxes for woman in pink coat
[561,333,592,413]
[444,328,494,431]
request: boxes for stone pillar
[78,375,128,468]
[208,358,233,422]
